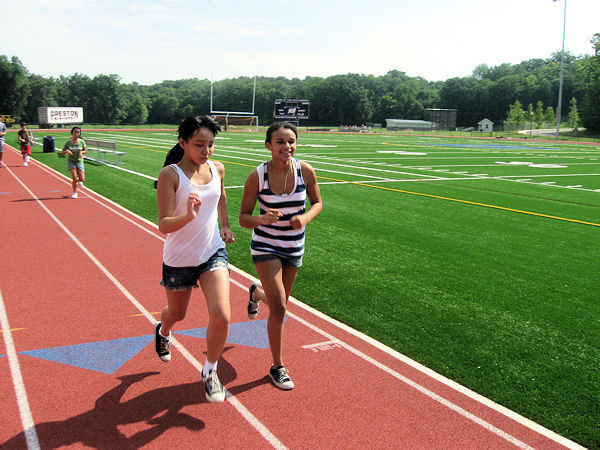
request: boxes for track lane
[0,147,581,449]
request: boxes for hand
[186,192,202,218]
[262,209,282,225]
[221,227,235,243]
[289,214,306,230]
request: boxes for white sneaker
[203,370,226,402]
[71,192,78,199]
[23,162,28,167]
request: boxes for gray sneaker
[269,365,294,390]
[154,322,171,362]
[203,370,226,402]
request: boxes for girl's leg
[254,260,298,367]
[69,167,79,193]
[199,268,231,365]
[160,288,193,335]
[77,168,85,185]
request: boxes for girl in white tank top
[154,116,235,403]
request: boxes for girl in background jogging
[154,115,235,403]
[239,121,322,390]
[61,126,87,198]
[17,122,34,167]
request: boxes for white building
[477,118,493,132]
[385,119,436,131]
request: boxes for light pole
[555,0,567,140]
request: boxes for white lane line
[228,277,581,449]
[17,153,584,449]
[284,295,585,450]
[289,310,535,449]
[0,290,41,450]
[5,166,287,450]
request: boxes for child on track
[154,115,235,403]
[17,122,34,167]
[239,122,322,390]
[0,117,6,167]
[61,126,87,198]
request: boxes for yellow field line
[318,175,600,227]
[125,150,598,228]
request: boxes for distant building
[478,118,493,132]
[385,119,436,131]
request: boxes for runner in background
[0,117,7,167]
[61,126,87,199]
[17,122,34,167]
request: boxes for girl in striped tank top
[239,122,323,390]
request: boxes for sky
[2,0,599,85]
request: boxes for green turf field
[32,129,599,448]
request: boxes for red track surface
[0,147,581,449]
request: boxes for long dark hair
[153,115,221,189]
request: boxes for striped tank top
[250,158,307,258]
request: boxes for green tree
[506,100,525,129]
[567,97,580,130]
[578,33,600,131]
[544,106,555,124]
[533,101,545,129]
[121,87,149,124]
[87,74,125,123]
[26,74,57,123]
[526,103,534,131]
[0,55,31,121]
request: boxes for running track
[0,147,582,449]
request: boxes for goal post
[210,74,258,131]
[212,113,259,132]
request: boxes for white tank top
[163,161,224,267]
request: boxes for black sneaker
[203,370,226,402]
[269,365,294,390]
[154,322,171,362]
[247,283,260,320]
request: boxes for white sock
[203,359,218,377]
[159,328,171,340]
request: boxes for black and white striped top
[250,158,307,258]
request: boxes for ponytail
[153,143,184,189]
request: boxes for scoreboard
[273,99,310,120]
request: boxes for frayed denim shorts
[252,252,303,268]
[68,161,84,171]
[161,247,229,291]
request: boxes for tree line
[0,33,598,131]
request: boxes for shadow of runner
[2,371,207,449]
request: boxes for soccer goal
[210,75,259,131]
[212,114,259,132]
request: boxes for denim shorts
[252,252,303,268]
[161,247,229,291]
[68,161,85,171]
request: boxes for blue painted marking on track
[428,143,555,150]
[175,319,281,350]
[15,319,282,373]
[20,335,154,374]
